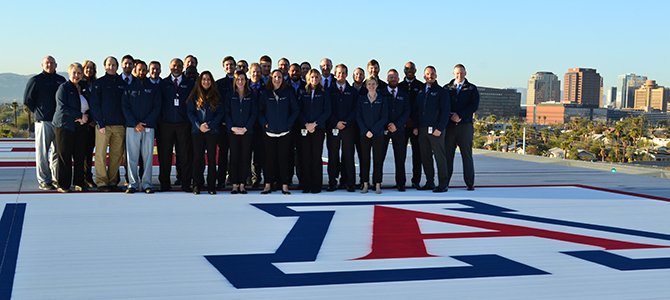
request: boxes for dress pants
[192,131,218,190]
[418,128,448,189]
[263,134,292,185]
[445,122,475,187]
[407,127,422,186]
[326,126,355,187]
[383,129,407,187]
[94,125,125,187]
[157,121,192,190]
[83,123,96,185]
[250,125,265,185]
[54,125,87,189]
[217,125,229,186]
[34,121,58,185]
[359,135,385,184]
[299,128,325,191]
[228,132,252,185]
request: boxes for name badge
[301,129,308,136]
[428,126,433,134]
[174,98,179,106]
[332,128,339,136]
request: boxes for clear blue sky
[1,0,668,89]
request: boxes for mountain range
[0,72,67,104]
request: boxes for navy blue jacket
[187,97,225,134]
[225,90,258,134]
[444,79,480,124]
[356,94,388,136]
[327,82,358,129]
[122,78,161,128]
[160,75,195,124]
[288,79,306,96]
[24,72,66,122]
[413,82,450,132]
[90,74,126,128]
[53,81,84,131]
[382,87,411,129]
[216,76,233,96]
[297,87,331,129]
[398,78,424,129]
[258,86,299,134]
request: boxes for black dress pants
[157,121,192,190]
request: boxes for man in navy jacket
[413,66,450,193]
[90,56,128,191]
[383,69,411,191]
[23,55,66,190]
[214,55,236,188]
[398,61,425,189]
[157,58,195,192]
[444,64,480,191]
[326,64,358,192]
[122,61,161,194]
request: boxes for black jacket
[53,81,84,131]
[444,79,479,124]
[23,72,66,122]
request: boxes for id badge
[428,127,433,134]
[301,129,308,136]
[332,128,339,136]
[384,130,389,136]
[174,98,179,106]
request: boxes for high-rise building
[615,73,647,109]
[526,72,560,106]
[605,86,617,108]
[634,80,669,112]
[477,87,520,120]
[563,68,602,107]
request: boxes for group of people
[23,54,479,195]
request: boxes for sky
[1,0,669,90]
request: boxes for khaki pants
[95,125,125,187]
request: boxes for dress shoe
[208,190,217,195]
[411,182,421,189]
[144,188,154,194]
[261,189,272,195]
[467,186,475,191]
[240,189,248,194]
[420,184,435,191]
[397,185,406,192]
[311,188,321,194]
[192,187,200,195]
[432,187,448,193]
[125,187,136,194]
[39,183,55,190]
[346,185,356,192]
[182,186,193,193]
[326,185,337,192]
[231,189,239,195]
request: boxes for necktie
[457,84,462,94]
[340,85,344,93]
[324,78,329,88]
[391,88,396,98]
[173,78,179,88]
[125,76,130,85]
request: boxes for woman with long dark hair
[297,69,330,193]
[187,71,224,195]
[259,69,298,195]
[53,63,90,193]
[225,71,257,194]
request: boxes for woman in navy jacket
[187,71,224,195]
[225,71,257,194]
[297,69,331,193]
[258,69,298,195]
[356,77,388,194]
[53,63,90,193]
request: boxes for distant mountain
[0,72,67,104]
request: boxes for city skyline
[1,0,668,90]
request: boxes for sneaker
[39,183,55,191]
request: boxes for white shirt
[80,95,89,114]
[171,74,182,86]
[387,86,397,97]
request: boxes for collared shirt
[150,78,160,85]
[336,82,346,92]
[321,74,333,87]
[122,73,133,85]
[171,74,183,86]
[387,86,397,97]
